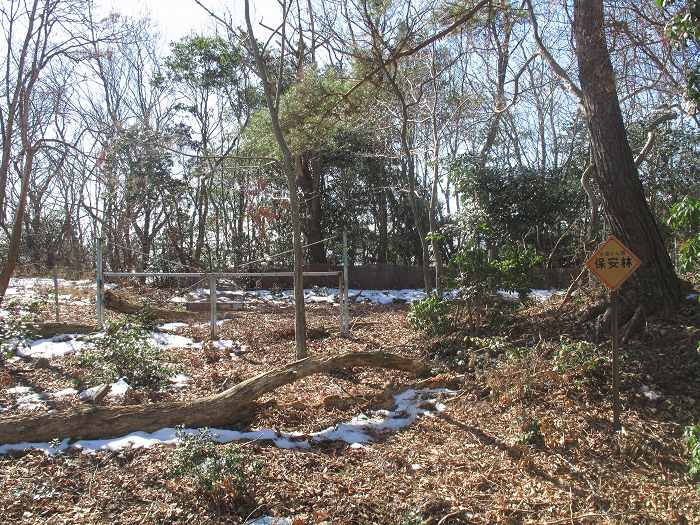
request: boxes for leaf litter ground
[0,283,699,524]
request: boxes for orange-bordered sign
[585,235,641,291]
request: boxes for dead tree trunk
[0,351,427,445]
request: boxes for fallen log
[0,351,427,445]
[31,322,98,338]
[104,289,201,321]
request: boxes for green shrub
[134,303,159,331]
[450,244,543,301]
[79,316,174,389]
[492,245,544,300]
[170,427,262,495]
[553,337,607,378]
[669,196,700,275]
[408,296,452,336]
[684,424,700,492]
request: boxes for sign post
[584,235,641,431]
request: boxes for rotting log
[0,351,428,445]
[104,289,201,321]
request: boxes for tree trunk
[244,0,307,358]
[0,151,34,304]
[572,0,680,315]
[290,156,308,358]
[0,351,427,445]
[430,134,442,297]
[299,155,326,263]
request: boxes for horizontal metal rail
[103,271,341,278]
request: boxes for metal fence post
[53,267,59,322]
[96,237,104,328]
[209,275,217,340]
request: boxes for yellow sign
[585,235,641,291]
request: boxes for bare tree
[241,0,308,357]
[0,0,115,303]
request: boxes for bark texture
[573,0,680,315]
[0,351,427,445]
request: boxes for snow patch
[17,334,87,359]
[149,332,199,349]
[158,322,189,331]
[640,385,662,401]
[169,374,191,389]
[6,386,33,394]
[79,379,131,401]
[49,388,78,399]
[175,286,561,306]
[212,339,236,351]
[497,288,560,302]
[5,386,46,411]
[246,518,293,525]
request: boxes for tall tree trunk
[0,151,35,304]
[573,0,680,314]
[244,0,306,357]
[299,155,325,263]
[430,118,442,296]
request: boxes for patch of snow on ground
[17,334,87,359]
[109,378,131,397]
[149,332,199,349]
[157,322,189,331]
[173,287,562,306]
[497,288,561,302]
[211,339,236,350]
[528,289,562,301]
[169,374,191,389]
[640,385,662,401]
[49,388,78,399]
[5,386,46,410]
[16,392,47,410]
[246,517,293,525]
[0,388,450,455]
[79,379,131,401]
[6,386,33,394]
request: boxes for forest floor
[0,279,699,524]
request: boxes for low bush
[451,244,543,301]
[684,424,700,493]
[553,337,607,378]
[669,196,700,276]
[408,296,452,336]
[79,316,174,389]
[170,427,262,497]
